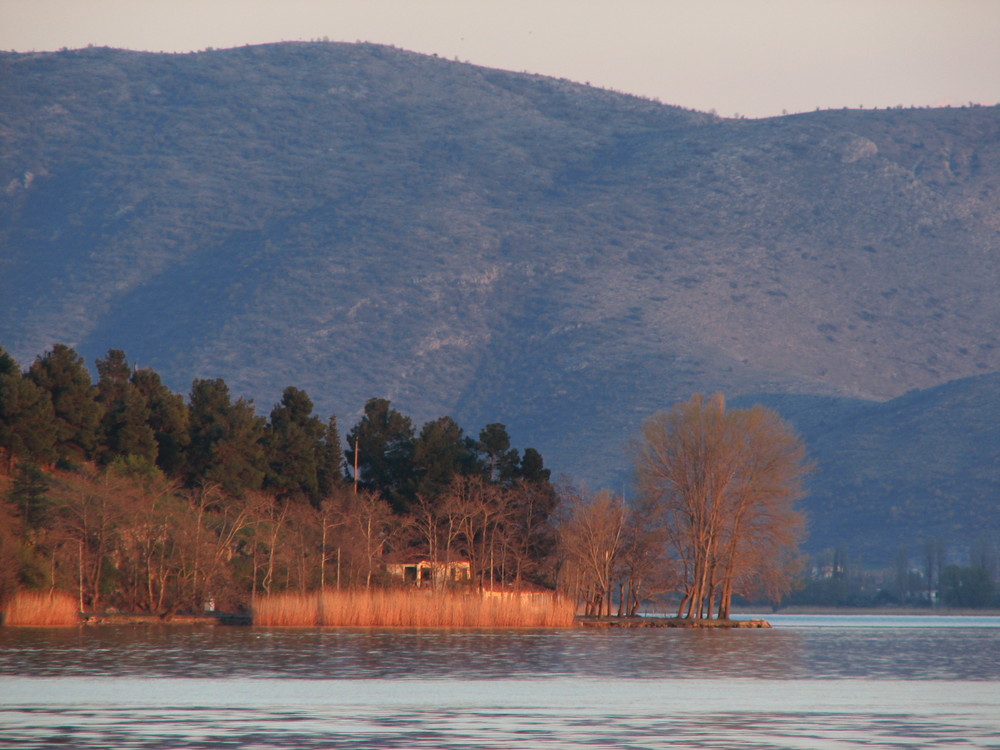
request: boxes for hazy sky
[3,0,998,117]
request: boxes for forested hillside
[2,43,998,565]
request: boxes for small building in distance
[385,556,472,588]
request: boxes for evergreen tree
[132,367,189,475]
[265,386,325,504]
[0,371,58,468]
[478,423,520,484]
[412,416,477,500]
[0,347,18,378]
[95,348,131,407]
[94,349,157,466]
[518,447,551,484]
[186,378,231,477]
[317,415,345,497]
[26,344,102,461]
[103,384,158,466]
[187,378,266,495]
[8,462,52,529]
[345,398,415,512]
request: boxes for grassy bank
[253,588,576,628]
[1,591,79,627]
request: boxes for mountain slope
[735,374,1000,563]
[2,43,998,559]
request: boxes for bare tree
[409,493,441,563]
[115,473,183,613]
[634,394,808,620]
[187,484,261,609]
[51,465,131,610]
[503,480,559,588]
[251,492,288,597]
[617,495,676,616]
[440,475,510,589]
[338,489,396,587]
[557,488,628,616]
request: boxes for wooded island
[2,343,812,625]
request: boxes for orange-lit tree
[634,394,808,620]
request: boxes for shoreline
[7,606,999,628]
[78,612,252,626]
[576,616,772,629]
[732,605,1000,617]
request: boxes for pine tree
[478,423,520,484]
[413,416,477,500]
[27,344,102,461]
[186,378,266,495]
[317,415,345,497]
[8,462,52,528]
[132,367,189,475]
[345,398,415,512]
[94,349,156,466]
[265,386,325,504]
[0,347,18,378]
[95,349,131,407]
[518,447,551,484]
[104,384,158,465]
[0,371,58,468]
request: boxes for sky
[2,0,998,118]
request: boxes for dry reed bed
[2,591,79,627]
[254,589,576,628]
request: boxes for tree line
[2,343,815,620]
[0,344,559,612]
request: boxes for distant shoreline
[732,605,1000,617]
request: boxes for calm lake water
[1,616,998,749]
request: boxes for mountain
[734,373,1000,564]
[2,43,998,563]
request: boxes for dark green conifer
[478,422,520,484]
[345,398,415,512]
[0,372,58,468]
[0,347,18,377]
[413,415,477,500]
[8,462,52,529]
[265,386,325,504]
[317,415,345,497]
[186,378,266,495]
[26,344,102,461]
[131,367,190,475]
[104,384,158,465]
[518,447,551,485]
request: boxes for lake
[1,615,998,748]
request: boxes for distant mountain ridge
[733,372,1000,563]
[2,43,998,563]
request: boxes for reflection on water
[1,619,999,749]
[2,623,999,681]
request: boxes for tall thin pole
[78,539,84,613]
[320,516,327,590]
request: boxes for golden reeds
[253,588,577,628]
[1,590,79,627]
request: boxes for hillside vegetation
[2,43,998,563]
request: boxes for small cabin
[385,557,472,588]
